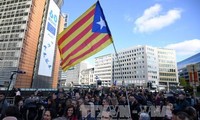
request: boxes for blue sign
[47,22,56,35]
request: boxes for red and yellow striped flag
[57,1,113,71]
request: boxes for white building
[113,45,159,86]
[59,62,87,87]
[94,45,178,87]
[80,68,94,85]
[94,54,113,87]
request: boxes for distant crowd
[0,86,200,120]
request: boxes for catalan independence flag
[57,1,113,71]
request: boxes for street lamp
[192,64,197,97]
[2,70,26,106]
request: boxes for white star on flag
[97,16,106,29]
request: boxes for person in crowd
[101,111,112,120]
[16,88,21,96]
[14,95,25,119]
[119,96,127,105]
[75,92,81,100]
[94,96,101,105]
[110,97,120,119]
[139,112,150,120]
[194,98,200,119]
[84,95,90,105]
[71,99,81,119]
[0,92,9,119]
[184,106,197,120]
[55,105,78,120]
[129,95,141,120]
[90,97,95,104]
[42,109,57,120]
[2,106,21,120]
[174,93,190,111]
[65,99,72,107]
[165,101,173,120]
[57,87,65,95]
[102,98,110,111]
[175,112,192,120]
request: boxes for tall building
[94,54,113,86]
[0,0,64,88]
[157,48,178,86]
[113,46,159,86]
[94,45,178,87]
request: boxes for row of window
[0,38,23,42]
[148,70,157,74]
[0,47,20,51]
[0,1,31,8]
[159,64,176,68]
[160,78,177,81]
[160,73,176,77]
[0,6,30,13]
[0,61,17,67]
[0,25,24,31]
[158,55,175,59]
[158,51,174,55]
[114,75,145,79]
[118,47,145,55]
[0,29,26,34]
[117,52,145,59]
[159,68,176,72]
[94,70,111,73]
[159,59,175,63]
[0,12,29,19]
[0,56,19,60]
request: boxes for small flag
[57,1,113,71]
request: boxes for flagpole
[112,42,131,119]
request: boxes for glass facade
[177,52,200,69]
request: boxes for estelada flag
[57,1,113,71]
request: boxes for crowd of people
[0,86,200,120]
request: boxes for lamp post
[1,70,26,106]
[192,64,197,97]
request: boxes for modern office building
[94,54,113,86]
[177,52,200,69]
[94,45,178,87]
[178,53,200,85]
[0,0,64,88]
[157,48,178,86]
[113,45,160,86]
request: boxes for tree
[179,77,188,87]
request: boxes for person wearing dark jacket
[0,92,9,119]
[129,95,141,120]
[174,94,190,111]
